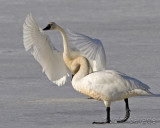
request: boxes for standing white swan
[72,63,152,123]
[60,53,152,124]
[23,13,106,86]
[43,22,153,124]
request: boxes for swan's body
[69,55,152,123]
[72,69,151,103]
[23,14,106,86]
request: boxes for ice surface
[0,0,160,128]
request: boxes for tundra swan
[43,20,153,124]
[62,55,153,124]
[23,13,106,86]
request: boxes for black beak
[43,24,51,31]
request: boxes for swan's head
[43,22,58,31]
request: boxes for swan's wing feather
[67,30,106,71]
[23,13,69,86]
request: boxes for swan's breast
[72,81,108,101]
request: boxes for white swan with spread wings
[23,13,106,86]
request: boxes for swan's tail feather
[135,89,158,97]
[128,89,153,97]
[143,91,160,97]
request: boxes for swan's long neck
[56,25,74,73]
[72,57,90,82]
[56,26,70,57]
[56,26,90,77]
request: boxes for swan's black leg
[117,98,130,123]
[92,107,110,124]
[107,107,110,123]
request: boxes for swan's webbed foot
[117,98,130,123]
[117,108,130,123]
[92,121,110,124]
[93,107,110,124]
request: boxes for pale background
[0,0,160,128]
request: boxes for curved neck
[72,57,90,82]
[56,25,70,57]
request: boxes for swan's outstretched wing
[67,30,106,71]
[23,13,69,86]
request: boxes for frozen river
[0,0,160,128]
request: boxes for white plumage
[67,30,106,71]
[72,70,151,102]
[23,13,106,86]
[23,14,69,86]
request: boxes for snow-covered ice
[0,0,160,128]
